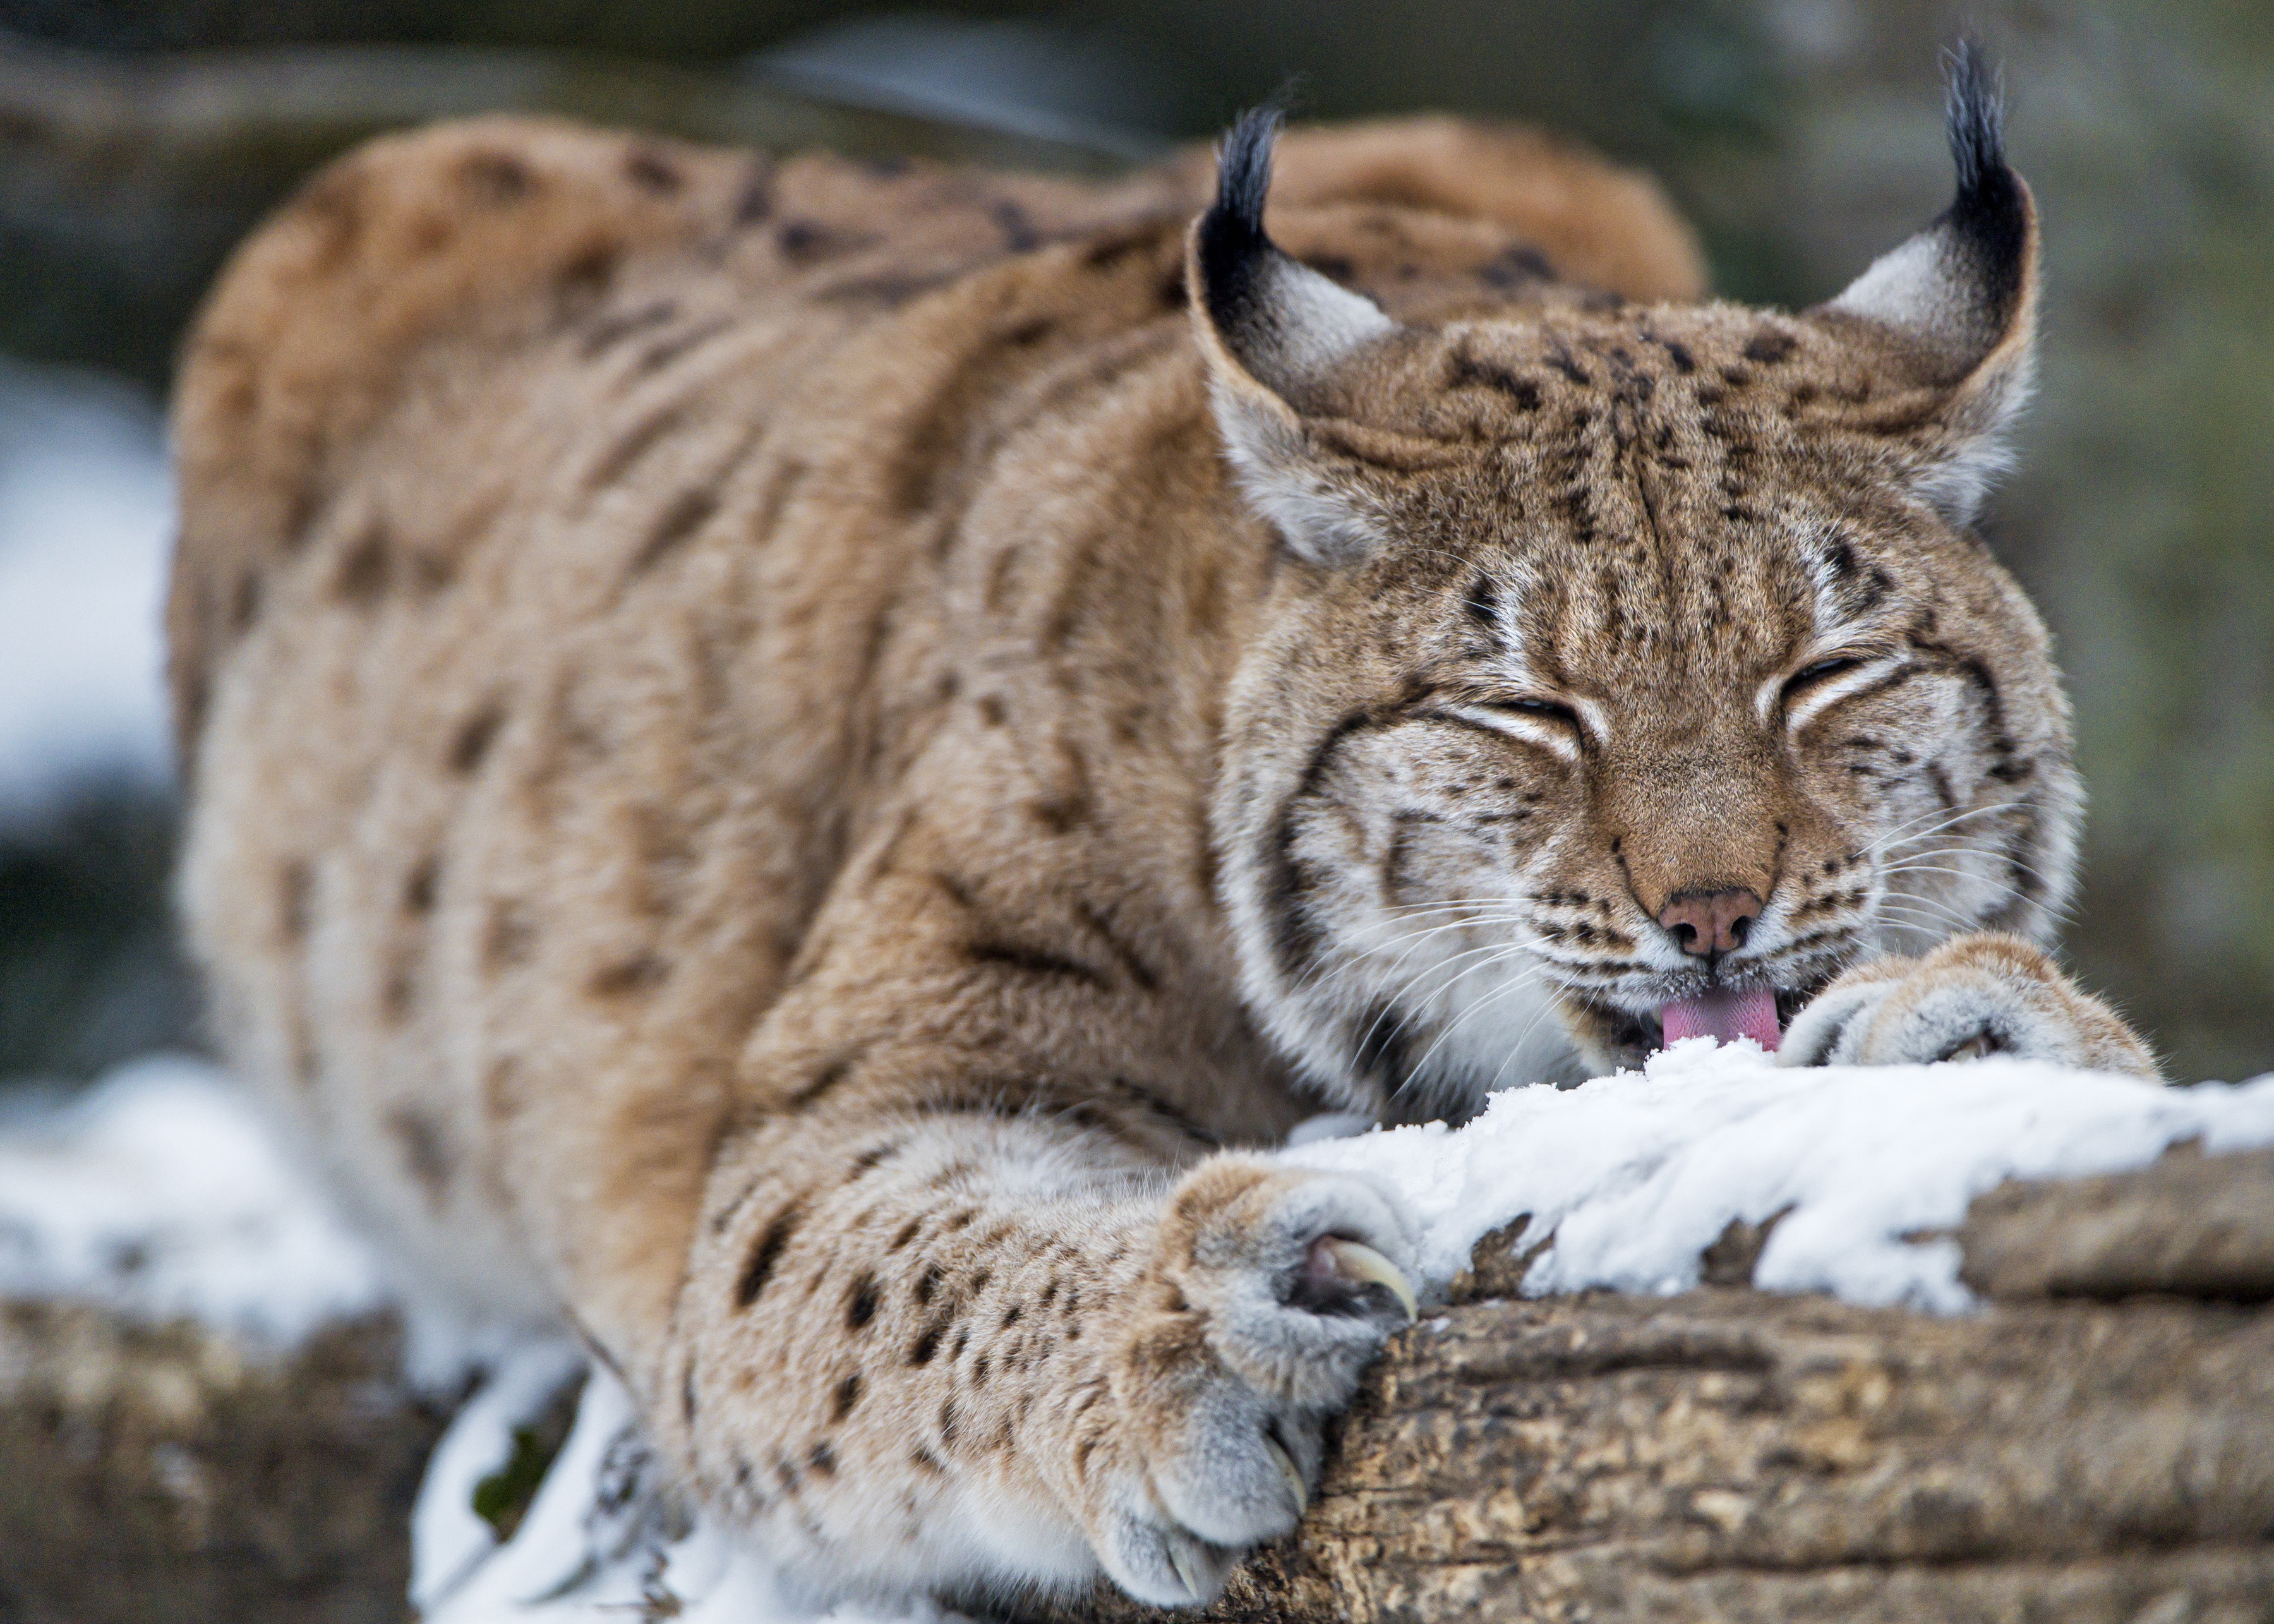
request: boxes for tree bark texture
[3,1150,2270,1623]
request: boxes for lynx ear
[1188,109,1400,565]
[1818,42,2040,524]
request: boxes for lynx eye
[1784,656,1865,699]
[1478,695,1580,727]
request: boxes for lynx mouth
[1577,980,1828,1066]
[1659,987,1782,1051]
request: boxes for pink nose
[1657,889,1761,958]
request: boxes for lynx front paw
[1087,1159,1417,1607]
[1779,932,2158,1078]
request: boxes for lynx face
[1202,95,2079,1118]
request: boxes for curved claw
[1263,1431,1309,1519]
[1322,1237,1419,1322]
[1167,1537,1209,1604]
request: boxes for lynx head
[1199,49,2083,1119]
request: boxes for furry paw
[1779,932,2158,1078]
[1086,1158,1417,1606]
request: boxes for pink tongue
[1660,987,1782,1052]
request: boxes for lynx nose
[1657,889,1762,958]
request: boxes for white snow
[421,1356,970,1624]
[1288,1040,2274,1312]
[0,1054,388,1346]
[0,359,177,831]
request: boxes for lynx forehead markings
[171,56,2153,1612]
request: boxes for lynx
[170,50,2153,1610]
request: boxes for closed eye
[1475,695,1580,728]
[1784,656,1865,699]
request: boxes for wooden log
[1020,1146,2274,1624]
[0,1301,445,1624]
[3,1149,2270,1623]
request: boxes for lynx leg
[666,1108,1414,1605]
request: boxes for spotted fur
[171,58,2148,1613]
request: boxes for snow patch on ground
[421,1358,967,1624]
[0,360,177,832]
[0,1054,388,1346]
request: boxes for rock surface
[4,1150,2271,1623]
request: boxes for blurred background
[0,0,2266,1087]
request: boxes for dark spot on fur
[915,1265,944,1307]
[584,406,683,493]
[910,1318,948,1366]
[333,517,392,606]
[776,219,836,265]
[449,702,505,774]
[229,568,262,637]
[1074,901,1160,994]
[1353,1002,1412,1095]
[911,1447,944,1474]
[791,1053,862,1109]
[831,1372,863,1421]
[1465,575,1499,627]
[737,1205,802,1308]
[1477,244,1554,287]
[483,901,534,971]
[808,1441,836,1476]
[847,1273,880,1330]
[1446,349,1541,409]
[481,1056,524,1124]
[555,246,618,310]
[278,861,312,946]
[382,956,415,1022]
[633,315,733,378]
[1744,329,1797,365]
[993,200,1040,252]
[402,855,440,916]
[965,941,1109,989]
[624,145,684,196]
[385,1107,452,1201]
[459,150,534,208]
[732,157,775,226]
[587,953,669,997]
[890,1217,922,1251]
[977,695,1007,727]
[1651,334,1697,373]
[682,1366,699,1426]
[629,487,718,578]
[579,298,679,358]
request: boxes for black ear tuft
[1196,107,1283,330]
[1940,38,2028,325]
[1944,37,2004,198]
